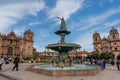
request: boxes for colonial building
[68,51,88,59]
[39,51,59,61]
[0,29,34,57]
[93,27,120,58]
[39,51,88,61]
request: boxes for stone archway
[7,47,13,56]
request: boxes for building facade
[93,27,120,58]
[68,51,88,59]
[39,51,88,61]
[0,29,34,57]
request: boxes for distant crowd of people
[0,55,20,71]
[88,58,120,71]
[0,55,40,71]
[0,55,120,72]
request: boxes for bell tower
[23,29,34,57]
[109,27,120,56]
[109,27,119,41]
[93,31,101,44]
[24,29,34,41]
[93,31,101,52]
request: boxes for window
[95,45,97,47]
[114,43,116,45]
[115,48,117,50]
[10,40,12,44]
[113,35,115,39]
[95,38,97,41]
[96,49,98,51]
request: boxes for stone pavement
[0,76,9,80]
[0,63,120,80]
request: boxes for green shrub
[117,54,120,60]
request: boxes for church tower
[93,31,101,52]
[109,27,120,55]
[24,29,34,41]
[93,27,120,59]
[109,27,119,41]
[23,29,34,57]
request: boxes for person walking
[111,59,115,65]
[12,55,20,71]
[0,56,4,70]
[116,59,120,71]
[103,59,106,69]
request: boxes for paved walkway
[0,76,9,80]
[0,63,120,80]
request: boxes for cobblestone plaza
[0,63,120,80]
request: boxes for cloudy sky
[0,0,120,52]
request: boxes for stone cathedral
[0,29,34,57]
[93,27,120,58]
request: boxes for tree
[33,53,39,60]
[87,52,115,60]
[109,52,115,60]
[91,53,100,59]
[100,52,114,60]
[87,53,100,59]
[117,54,120,60]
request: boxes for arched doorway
[7,47,13,56]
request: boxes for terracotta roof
[68,51,88,55]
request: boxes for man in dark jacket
[116,60,120,71]
[12,55,20,71]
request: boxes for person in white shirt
[0,56,4,70]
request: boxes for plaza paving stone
[0,76,9,80]
[0,63,120,80]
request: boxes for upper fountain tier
[55,17,70,33]
[55,17,71,44]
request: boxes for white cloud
[13,27,26,36]
[34,44,45,52]
[0,0,45,32]
[29,21,41,26]
[48,0,84,20]
[98,0,115,7]
[98,0,104,7]
[109,0,114,3]
[39,26,55,38]
[103,19,120,28]
[75,32,93,52]
[77,7,120,31]
[39,29,50,38]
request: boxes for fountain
[47,17,80,67]
[27,17,99,76]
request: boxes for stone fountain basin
[27,64,99,76]
[47,43,81,52]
